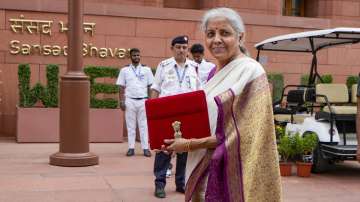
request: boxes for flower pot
[279,162,292,176]
[296,161,312,177]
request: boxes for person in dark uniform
[150,35,201,198]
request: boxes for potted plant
[277,133,294,176]
[275,124,286,140]
[295,132,318,177]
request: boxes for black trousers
[154,151,187,189]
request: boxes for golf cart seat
[274,113,312,124]
[315,84,356,121]
[274,86,314,124]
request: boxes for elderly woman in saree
[164,7,282,202]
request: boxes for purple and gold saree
[185,57,282,202]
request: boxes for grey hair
[201,7,245,33]
[201,7,249,56]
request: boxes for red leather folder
[145,90,211,150]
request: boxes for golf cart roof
[255,27,360,52]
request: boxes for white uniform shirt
[151,57,200,97]
[116,64,154,98]
[197,59,216,86]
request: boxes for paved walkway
[0,138,360,202]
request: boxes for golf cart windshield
[255,27,360,85]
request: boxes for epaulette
[188,63,198,68]
[187,60,198,67]
[160,58,173,67]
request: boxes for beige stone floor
[0,138,360,202]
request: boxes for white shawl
[185,56,265,183]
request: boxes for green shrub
[346,75,359,90]
[151,67,157,75]
[302,132,318,155]
[18,64,59,107]
[278,131,318,163]
[291,133,304,159]
[300,74,310,85]
[320,74,333,84]
[18,64,120,108]
[275,124,286,139]
[300,74,332,85]
[83,66,120,108]
[18,63,34,107]
[278,134,294,162]
[267,73,284,102]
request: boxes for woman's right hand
[165,138,192,153]
[153,145,172,155]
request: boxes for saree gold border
[185,151,213,202]
[217,90,244,202]
[232,74,282,202]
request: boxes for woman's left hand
[164,138,191,153]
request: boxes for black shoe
[176,186,185,194]
[143,149,151,157]
[126,149,135,156]
[154,187,166,198]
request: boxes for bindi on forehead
[207,25,234,33]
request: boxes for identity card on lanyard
[174,65,187,87]
[132,65,143,81]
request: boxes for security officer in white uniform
[150,35,200,198]
[116,48,154,157]
[190,43,216,86]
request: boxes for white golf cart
[255,27,360,172]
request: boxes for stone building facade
[1,0,360,137]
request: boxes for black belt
[130,97,148,100]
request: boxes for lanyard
[131,65,142,80]
[174,65,187,87]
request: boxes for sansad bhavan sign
[8,15,130,59]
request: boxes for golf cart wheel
[311,144,330,173]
